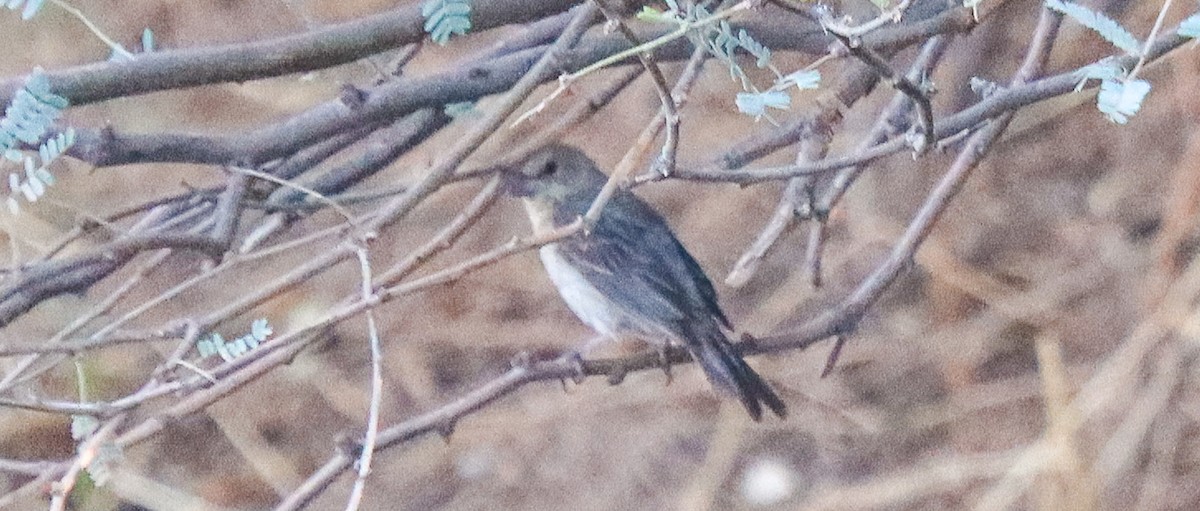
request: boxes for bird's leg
[656,345,673,386]
[563,351,586,386]
[632,336,675,385]
[556,334,609,386]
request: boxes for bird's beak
[499,166,536,197]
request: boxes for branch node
[606,369,627,386]
[737,332,761,354]
[333,431,361,458]
[99,123,116,143]
[436,420,456,442]
[509,351,533,370]
[579,214,596,236]
[339,84,369,110]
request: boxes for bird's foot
[557,350,587,386]
[509,351,532,370]
[656,347,673,386]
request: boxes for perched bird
[505,144,786,420]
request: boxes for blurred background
[1,0,1198,509]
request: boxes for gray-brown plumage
[505,144,786,420]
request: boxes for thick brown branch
[64,10,972,168]
[0,0,581,105]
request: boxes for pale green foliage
[107,27,155,61]
[422,0,472,45]
[1073,58,1123,91]
[142,27,154,51]
[71,414,98,441]
[963,0,983,20]
[3,0,45,20]
[197,318,273,362]
[778,70,821,91]
[736,90,790,121]
[1,69,75,214]
[1180,13,1200,38]
[1043,0,1189,124]
[1044,0,1140,55]
[639,2,821,121]
[1097,78,1150,124]
[444,101,477,119]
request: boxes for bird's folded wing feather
[553,194,731,329]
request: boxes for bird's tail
[689,330,786,421]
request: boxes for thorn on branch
[334,431,361,458]
[437,420,456,442]
[606,369,626,386]
[820,335,847,378]
[737,332,762,355]
[578,214,596,236]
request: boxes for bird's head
[503,144,609,208]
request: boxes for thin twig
[827,31,936,152]
[1129,0,1175,79]
[760,0,1062,359]
[581,44,710,224]
[591,0,683,176]
[512,1,751,127]
[819,0,915,37]
[344,247,383,511]
[371,176,502,289]
[47,415,125,511]
[230,166,359,228]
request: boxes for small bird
[505,144,786,420]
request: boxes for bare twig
[48,415,125,511]
[1129,0,1176,79]
[0,0,581,105]
[827,31,936,153]
[590,0,683,176]
[759,0,1062,362]
[582,44,710,224]
[819,0,915,37]
[344,247,383,511]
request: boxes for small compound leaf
[778,69,821,90]
[1045,0,1141,55]
[1097,78,1150,124]
[735,90,790,120]
[1180,13,1200,38]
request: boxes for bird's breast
[538,244,623,338]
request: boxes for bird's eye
[539,160,557,177]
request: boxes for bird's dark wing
[553,193,731,330]
[553,192,786,421]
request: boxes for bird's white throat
[521,198,557,235]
